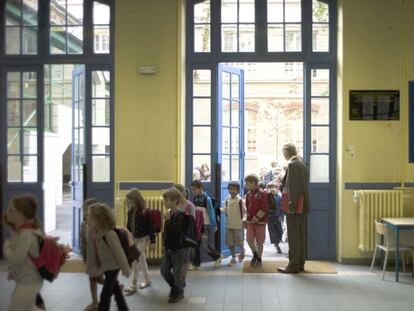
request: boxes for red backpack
[143,209,162,234]
[19,224,70,282]
[194,209,205,241]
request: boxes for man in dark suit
[277,143,310,274]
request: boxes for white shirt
[222,194,246,229]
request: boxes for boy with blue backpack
[266,182,284,254]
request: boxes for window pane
[67,0,84,25]
[7,72,21,99]
[6,27,21,54]
[311,126,329,153]
[93,156,110,182]
[310,154,329,183]
[193,70,211,97]
[222,155,230,181]
[268,24,283,52]
[92,99,110,126]
[313,24,329,52]
[193,127,211,153]
[232,156,240,180]
[222,72,230,99]
[67,26,83,54]
[193,155,211,181]
[22,27,37,54]
[231,128,239,153]
[50,26,66,54]
[222,100,230,126]
[221,0,237,23]
[239,24,255,52]
[194,24,210,52]
[8,156,22,182]
[23,129,37,154]
[231,74,239,100]
[311,98,329,125]
[92,71,110,97]
[23,156,37,182]
[231,101,239,126]
[23,100,37,126]
[313,0,329,22]
[50,0,66,25]
[23,0,38,26]
[8,100,20,126]
[222,127,230,153]
[8,129,21,154]
[94,26,110,53]
[92,127,110,154]
[6,0,21,25]
[311,69,330,96]
[267,0,283,23]
[23,72,36,98]
[193,98,211,125]
[239,0,255,23]
[222,24,237,52]
[93,2,109,24]
[285,24,301,51]
[194,0,210,23]
[285,0,301,22]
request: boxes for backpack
[194,209,205,241]
[182,213,198,248]
[20,224,69,282]
[210,198,221,224]
[144,209,162,233]
[104,227,140,267]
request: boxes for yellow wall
[115,0,181,186]
[338,0,414,261]
[114,0,414,261]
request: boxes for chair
[370,220,414,280]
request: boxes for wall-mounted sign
[349,90,400,120]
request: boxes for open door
[71,66,85,253]
[217,64,245,257]
[1,67,44,245]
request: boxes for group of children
[2,174,284,310]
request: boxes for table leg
[396,228,400,282]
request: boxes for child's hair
[82,198,99,222]
[88,203,116,231]
[125,188,146,211]
[10,194,41,229]
[191,179,203,189]
[163,188,182,205]
[3,213,16,231]
[258,182,266,190]
[227,181,240,192]
[267,182,276,189]
[185,188,190,200]
[244,174,259,184]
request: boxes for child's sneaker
[228,258,237,267]
[238,250,245,262]
[139,280,151,289]
[123,283,137,296]
[214,255,222,268]
[188,264,199,271]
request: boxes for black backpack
[104,227,140,267]
[182,214,198,248]
[210,198,221,224]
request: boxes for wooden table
[381,217,414,282]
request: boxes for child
[81,198,103,311]
[87,203,131,311]
[244,174,269,268]
[221,181,246,266]
[189,179,221,270]
[266,183,284,254]
[3,194,44,311]
[174,183,196,218]
[160,188,190,303]
[123,188,156,295]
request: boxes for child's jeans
[192,225,220,266]
[160,248,187,297]
[131,236,150,284]
[98,269,128,311]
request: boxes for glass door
[1,66,43,234]
[217,64,245,256]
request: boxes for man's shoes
[255,258,262,268]
[276,245,282,254]
[250,253,258,267]
[277,266,300,274]
[168,293,184,303]
[300,266,305,272]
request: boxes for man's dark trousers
[286,213,307,270]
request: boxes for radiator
[354,190,403,252]
[115,196,166,260]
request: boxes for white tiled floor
[1,260,413,311]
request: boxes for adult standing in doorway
[277,143,310,274]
